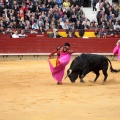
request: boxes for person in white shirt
[12,31,19,38]
[114,22,120,30]
[96,0,102,12]
[18,29,27,38]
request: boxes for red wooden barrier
[0,37,119,54]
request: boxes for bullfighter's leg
[94,71,100,82]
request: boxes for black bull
[66,53,120,83]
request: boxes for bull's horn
[64,75,67,80]
[68,69,72,75]
[64,69,72,80]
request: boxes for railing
[0,29,120,38]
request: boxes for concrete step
[82,7,97,22]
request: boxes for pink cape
[48,52,72,83]
[113,46,120,60]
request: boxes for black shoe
[57,82,62,85]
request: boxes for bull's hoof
[80,80,84,83]
[71,81,75,83]
[102,81,106,85]
[89,80,95,83]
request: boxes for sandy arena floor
[0,59,120,120]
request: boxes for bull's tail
[106,57,120,73]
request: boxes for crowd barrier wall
[0,37,119,54]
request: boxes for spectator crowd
[0,0,120,38]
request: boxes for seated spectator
[107,28,114,35]
[30,16,36,26]
[69,14,77,24]
[81,21,89,30]
[56,0,63,7]
[63,0,71,10]
[56,31,62,38]
[114,21,120,30]
[46,0,53,8]
[84,17,90,26]
[89,22,95,29]
[118,11,120,19]
[32,22,39,30]
[107,11,113,20]
[0,26,5,34]
[99,27,107,38]
[55,30,63,38]
[41,4,47,12]
[30,29,38,34]
[49,29,62,38]
[75,20,82,29]
[38,26,46,34]
[115,17,120,25]
[94,22,99,36]
[25,20,31,29]
[118,3,120,11]
[37,15,44,27]
[66,29,77,38]
[99,21,108,29]
[50,21,56,29]
[9,30,14,38]
[60,20,69,30]
[18,29,27,38]
[0,20,5,28]
[58,8,64,18]
[24,26,31,33]
[62,13,68,22]
[16,21,25,29]
[3,17,10,29]
[45,21,50,30]
[12,30,19,38]
[114,28,120,35]
[19,9,24,20]
[75,4,81,12]
[3,8,10,18]
[56,22,62,29]
[70,0,79,7]
[12,22,17,29]
[111,14,116,24]
[68,21,75,29]
[107,19,114,30]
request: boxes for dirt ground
[0,59,120,120]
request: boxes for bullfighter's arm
[48,49,57,59]
[67,49,75,54]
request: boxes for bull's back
[79,53,108,70]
